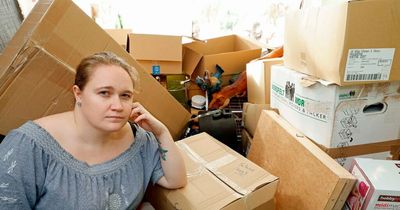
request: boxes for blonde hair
[75,51,139,91]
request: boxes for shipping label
[344,48,395,81]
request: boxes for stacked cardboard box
[269,0,400,168]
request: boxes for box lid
[128,33,182,62]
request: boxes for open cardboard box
[248,110,356,210]
[146,132,279,210]
[183,35,262,79]
[0,0,191,140]
[284,0,400,86]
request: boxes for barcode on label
[346,73,382,81]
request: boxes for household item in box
[270,65,400,148]
[128,34,182,74]
[198,109,240,154]
[191,95,206,109]
[166,74,189,110]
[248,110,356,210]
[146,132,279,210]
[0,0,191,139]
[246,58,283,104]
[344,158,400,210]
[183,35,262,79]
[284,0,400,86]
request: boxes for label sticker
[344,48,395,81]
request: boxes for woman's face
[76,64,134,132]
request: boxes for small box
[147,132,279,210]
[345,158,400,210]
[128,34,182,74]
[284,0,400,86]
[270,65,400,148]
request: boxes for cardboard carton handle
[362,102,387,115]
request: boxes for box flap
[182,46,202,76]
[128,33,182,62]
[0,0,190,139]
[248,110,356,210]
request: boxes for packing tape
[205,154,237,170]
[209,171,250,196]
[177,141,250,195]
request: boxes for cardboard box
[183,35,262,79]
[284,0,400,86]
[147,132,279,210]
[246,58,283,104]
[248,110,356,210]
[128,34,182,74]
[0,0,191,139]
[104,29,132,50]
[242,102,272,137]
[344,158,400,210]
[270,65,400,148]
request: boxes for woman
[0,51,187,209]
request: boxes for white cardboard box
[270,65,400,148]
[344,158,400,210]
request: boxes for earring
[76,101,82,107]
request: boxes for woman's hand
[130,102,168,137]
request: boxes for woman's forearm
[156,129,187,189]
